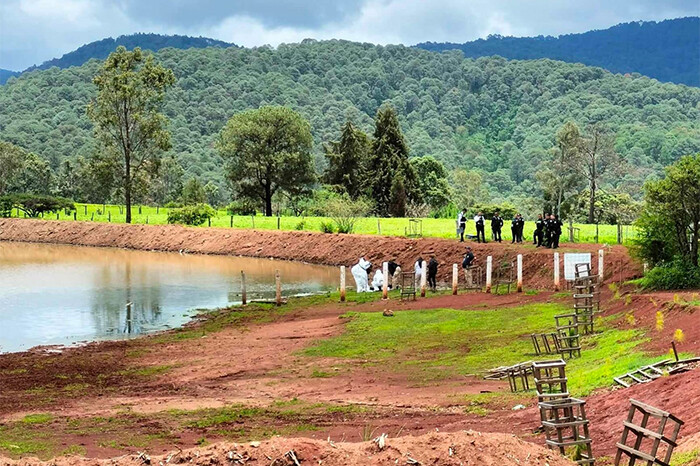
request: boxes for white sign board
[563,253,591,281]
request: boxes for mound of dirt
[0,219,640,288]
[1,430,575,466]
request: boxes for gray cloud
[1,0,698,71]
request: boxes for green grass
[12,203,637,245]
[671,450,700,465]
[21,413,53,425]
[304,304,666,395]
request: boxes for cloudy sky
[1,0,698,71]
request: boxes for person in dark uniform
[543,213,553,247]
[473,211,486,243]
[551,214,563,249]
[534,214,545,247]
[462,246,475,287]
[491,211,504,243]
[510,214,518,244]
[427,253,439,291]
[514,213,525,243]
[457,209,467,242]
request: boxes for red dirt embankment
[0,431,575,466]
[0,219,640,288]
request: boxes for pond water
[0,242,338,353]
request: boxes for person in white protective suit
[414,257,424,289]
[371,269,384,291]
[351,257,372,292]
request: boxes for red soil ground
[0,218,641,288]
[0,431,576,466]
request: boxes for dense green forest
[0,40,699,213]
[417,17,700,87]
[0,33,234,84]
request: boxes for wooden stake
[452,263,458,295]
[672,341,679,362]
[275,270,282,306]
[377,218,381,235]
[554,252,560,291]
[382,262,388,299]
[340,266,346,302]
[485,256,492,293]
[517,254,523,292]
[241,270,247,305]
[598,249,604,282]
[420,260,427,297]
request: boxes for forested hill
[1,40,699,204]
[0,69,20,84]
[416,17,700,87]
[0,33,235,84]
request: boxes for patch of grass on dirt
[0,424,52,458]
[117,364,173,377]
[21,413,53,424]
[671,450,700,466]
[304,303,665,395]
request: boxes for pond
[0,242,338,353]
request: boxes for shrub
[323,194,372,234]
[0,197,12,217]
[0,194,75,217]
[164,201,183,209]
[319,221,335,233]
[167,203,216,226]
[294,220,306,230]
[636,259,700,290]
[226,199,257,216]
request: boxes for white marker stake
[382,261,389,299]
[340,266,346,302]
[598,249,605,282]
[517,254,523,293]
[241,270,247,305]
[452,263,458,295]
[275,270,282,306]
[554,253,560,291]
[485,256,493,293]
[420,260,427,297]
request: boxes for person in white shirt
[473,212,486,243]
[456,209,467,242]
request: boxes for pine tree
[323,121,370,199]
[368,106,417,216]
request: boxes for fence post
[83,205,87,215]
[241,271,247,305]
[146,216,149,224]
[420,260,427,297]
[73,211,77,221]
[598,249,605,282]
[485,256,493,293]
[208,217,211,227]
[277,216,280,230]
[56,213,59,220]
[617,223,622,244]
[377,218,381,235]
[275,270,282,306]
[108,211,111,222]
[230,215,233,228]
[340,266,346,302]
[568,218,574,242]
[452,263,458,295]
[382,262,388,299]
[517,254,523,292]
[156,206,159,214]
[554,252,560,291]
[251,215,255,229]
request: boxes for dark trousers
[459,223,466,242]
[534,231,543,246]
[428,273,437,290]
[476,226,486,243]
[492,228,502,242]
[517,227,523,243]
[553,234,560,249]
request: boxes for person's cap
[466,246,472,250]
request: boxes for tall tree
[87,46,175,223]
[367,106,417,216]
[577,124,619,223]
[410,156,452,211]
[323,121,370,199]
[152,156,184,205]
[0,141,26,195]
[542,122,584,217]
[217,106,315,217]
[182,178,207,205]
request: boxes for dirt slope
[0,219,640,288]
[0,430,575,466]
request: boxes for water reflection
[0,242,337,353]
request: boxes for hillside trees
[217,106,315,216]
[410,156,452,211]
[87,46,175,223]
[323,121,370,199]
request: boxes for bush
[636,260,700,290]
[319,221,335,233]
[167,203,216,226]
[0,194,75,217]
[470,202,517,219]
[323,194,372,234]
[294,220,306,230]
[0,197,12,217]
[226,199,257,216]
[164,201,183,209]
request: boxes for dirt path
[0,218,640,287]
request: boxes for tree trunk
[692,220,699,267]
[588,159,596,224]
[264,183,272,217]
[125,154,132,224]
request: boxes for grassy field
[9,203,638,245]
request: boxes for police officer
[551,214,563,249]
[543,213,553,247]
[474,211,486,243]
[457,208,467,242]
[491,211,504,243]
[514,213,525,243]
[534,213,545,247]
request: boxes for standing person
[510,214,518,244]
[462,246,475,288]
[427,253,439,291]
[491,211,504,243]
[552,214,563,249]
[515,214,525,243]
[351,257,371,292]
[534,214,545,247]
[474,211,486,243]
[456,209,467,242]
[414,256,424,289]
[543,213,553,248]
[388,259,401,290]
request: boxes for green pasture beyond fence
[8,203,639,245]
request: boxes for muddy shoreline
[0,219,641,287]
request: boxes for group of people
[351,246,477,293]
[456,210,563,248]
